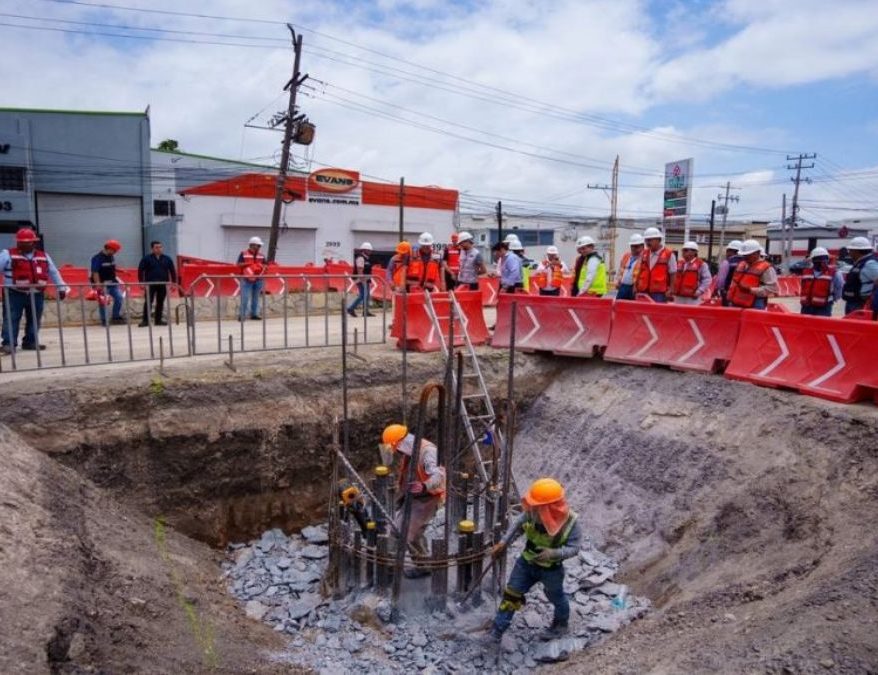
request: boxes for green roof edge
[0,106,146,117]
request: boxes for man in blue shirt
[491,241,522,293]
[842,237,878,315]
[137,241,177,326]
[90,239,125,326]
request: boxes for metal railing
[0,274,390,373]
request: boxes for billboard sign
[307,168,361,206]
[663,159,692,221]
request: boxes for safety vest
[542,260,565,287]
[674,258,704,298]
[617,251,640,288]
[8,248,50,288]
[521,511,579,568]
[397,445,445,497]
[842,253,877,301]
[445,246,461,273]
[637,247,673,294]
[407,255,441,289]
[389,255,407,289]
[800,266,836,308]
[240,249,266,276]
[522,264,531,292]
[728,260,771,308]
[576,253,608,296]
[722,255,743,295]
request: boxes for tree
[157,139,179,152]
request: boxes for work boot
[111,317,127,325]
[365,311,377,317]
[539,620,569,641]
[250,315,261,321]
[138,321,149,327]
[21,343,46,351]
[403,567,430,579]
[0,345,12,355]
[346,309,357,318]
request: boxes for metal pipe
[323,276,329,346]
[54,292,66,367]
[261,289,267,349]
[303,277,310,347]
[29,290,43,369]
[78,292,89,365]
[124,289,134,361]
[215,290,222,353]
[4,288,17,370]
[282,277,289,348]
[401,287,408,426]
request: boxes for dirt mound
[514,361,878,673]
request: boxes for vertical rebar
[159,336,165,375]
[430,537,447,611]
[471,531,484,606]
[353,327,358,355]
[400,287,408,426]
[225,334,236,372]
[365,521,377,588]
[376,535,391,592]
[352,531,362,590]
[326,419,342,595]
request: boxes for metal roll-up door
[223,227,316,265]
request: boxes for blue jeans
[616,283,635,300]
[347,281,369,313]
[844,299,865,315]
[649,292,667,303]
[493,556,569,635]
[239,279,264,319]
[2,289,44,348]
[98,283,124,324]
[801,304,833,317]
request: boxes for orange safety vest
[239,249,266,276]
[541,260,565,287]
[445,246,461,273]
[9,248,50,287]
[390,255,408,289]
[636,247,673,294]
[398,447,445,497]
[800,266,836,308]
[728,260,772,308]
[674,258,704,298]
[617,251,641,288]
[407,255,441,289]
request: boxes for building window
[0,166,26,192]
[489,229,554,247]
[154,200,176,217]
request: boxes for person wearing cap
[571,236,607,297]
[408,233,442,291]
[841,237,878,315]
[347,242,375,318]
[800,247,844,317]
[487,477,581,643]
[636,227,676,302]
[673,242,712,305]
[441,232,461,291]
[1,228,69,355]
[454,231,486,291]
[90,239,126,326]
[137,241,177,327]
[380,424,446,578]
[616,234,644,300]
[236,236,266,321]
[716,240,743,305]
[490,240,523,293]
[727,239,778,309]
[387,241,411,292]
[535,246,569,296]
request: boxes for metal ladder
[423,292,517,496]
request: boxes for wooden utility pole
[496,201,503,244]
[587,155,619,272]
[398,177,405,240]
[716,181,740,250]
[268,26,307,263]
[781,193,790,272]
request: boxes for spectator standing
[800,247,844,317]
[615,234,644,300]
[237,236,266,321]
[90,239,125,326]
[491,241,523,293]
[347,242,375,318]
[535,246,569,296]
[841,237,878,315]
[673,242,712,305]
[454,232,486,290]
[137,241,177,327]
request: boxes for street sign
[662,158,694,240]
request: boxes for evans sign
[307,168,361,206]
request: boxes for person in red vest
[535,246,569,296]
[236,236,266,321]
[636,227,676,302]
[407,232,442,292]
[615,233,644,300]
[727,239,778,309]
[441,232,461,290]
[386,241,411,292]
[1,228,69,355]
[673,242,712,305]
[800,247,844,317]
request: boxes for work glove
[534,548,561,564]
[407,481,427,496]
[58,290,67,301]
[490,542,506,559]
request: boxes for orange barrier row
[16,265,181,300]
[390,290,488,352]
[726,311,878,404]
[180,262,356,297]
[776,275,802,297]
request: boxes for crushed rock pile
[223,525,650,672]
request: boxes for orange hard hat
[382,424,408,446]
[395,241,412,255]
[16,228,39,243]
[522,478,564,507]
[104,239,122,252]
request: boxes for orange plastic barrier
[844,309,877,321]
[490,294,613,357]
[479,277,500,306]
[390,291,488,352]
[775,275,802,298]
[604,300,743,373]
[725,310,878,404]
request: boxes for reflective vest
[542,260,565,287]
[800,266,836,308]
[674,258,704,298]
[617,251,640,288]
[407,255,441,289]
[522,263,531,292]
[239,249,266,276]
[397,445,445,497]
[521,511,578,568]
[445,246,461,273]
[576,253,608,296]
[389,256,407,289]
[728,260,771,308]
[637,247,673,294]
[842,253,877,301]
[722,255,744,295]
[8,248,50,288]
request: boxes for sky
[2,0,878,225]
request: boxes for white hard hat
[808,246,829,259]
[509,240,524,251]
[457,231,474,243]
[848,236,874,251]
[576,235,595,248]
[418,232,434,246]
[504,233,521,244]
[360,242,373,251]
[682,241,699,252]
[628,234,645,246]
[738,239,762,256]
[726,239,743,251]
[643,227,663,240]
[545,246,560,256]
[248,236,264,247]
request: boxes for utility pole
[588,155,619,272]
[398,177,405,240]
[268,26,308,263]
[781,193,790,272]
[716,181,740,250]
[788,153,816,233]
[707,199,716,267]
[495,201,503,244]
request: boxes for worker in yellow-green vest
[570,236,607,297]
[486,478,582,643]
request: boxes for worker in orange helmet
[386,241,411,293]
[90,239,125,326]
[380,423,446,578]
[486,477,582,643]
